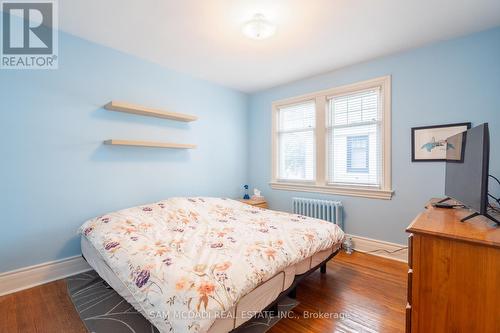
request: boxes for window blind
[277,100,315,181]
[327,88,382,186]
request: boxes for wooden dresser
[405,201,500,333]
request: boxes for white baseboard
[348,234,408,263]
[0,255,91,297]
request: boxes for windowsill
[269,181,394,200]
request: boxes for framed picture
[445,131,467,163]
[411,122,471,162]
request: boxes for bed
[79,197,345,333]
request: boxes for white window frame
[270,76,393,200]
[275,99,317,183]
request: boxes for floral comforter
[80,197,344,333]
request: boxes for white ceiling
[59,0,500,92]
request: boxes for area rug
[67,270,298,333]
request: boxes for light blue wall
[0,31,248,272]
[1,21,499,273]
[248,27,500,244]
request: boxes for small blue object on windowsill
[243,185,250,200]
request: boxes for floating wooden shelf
[104,101,198,122]
[104,140,196,149]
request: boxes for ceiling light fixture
[242,14,276,40]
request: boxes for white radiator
[292,197,344,230]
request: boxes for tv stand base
[460,212,480,222]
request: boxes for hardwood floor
[0,252,407,333]
[270,252,407,333]
[0,279,87,333]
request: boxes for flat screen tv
[443,123,498,224]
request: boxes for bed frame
[230,249,340,332]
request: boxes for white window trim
[270,75,393,200]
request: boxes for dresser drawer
[405,303,412,333]
[407,269,413,304]
[408,233,413,268]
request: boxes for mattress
[79,197,344,333]
[81,236,340,333]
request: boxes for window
[327,89,380,186]
[276,100,315,181]
[346,135,369,173]
[271,76,392,200]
